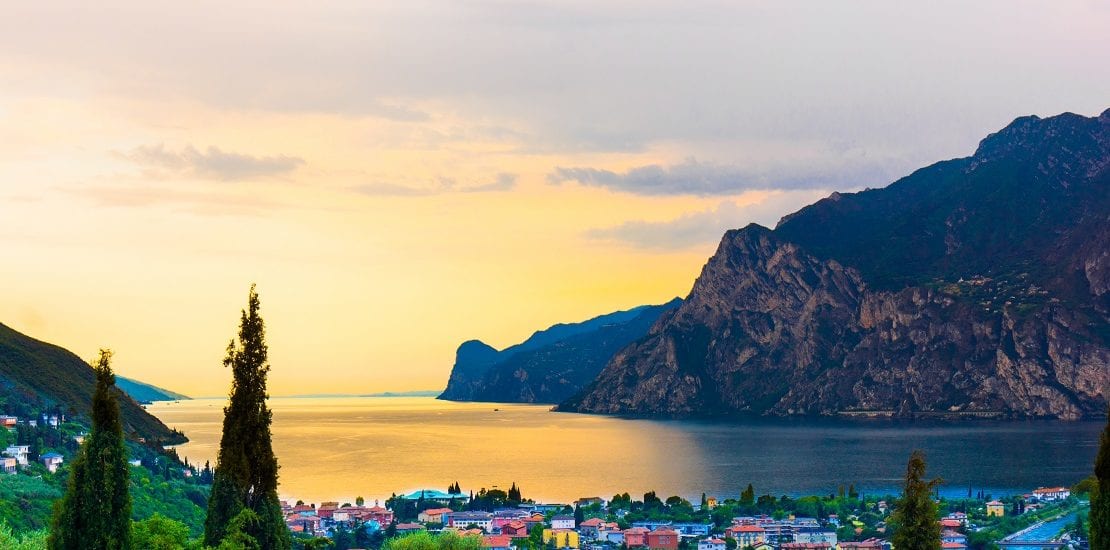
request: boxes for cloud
[548,157,874,196]
[119,143,304,181]
[585,191,830,251]
[355,172,517,196]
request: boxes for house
[1032,487,1071,501]
[1,457,16,474]
[633,521,673,531]
[780,543,833,550]
[501,520,530,537]
[579,517,606,539]
[399,489,459,504]
[674,523,713,536]
[0,415,17,428]
[543,529,580,549]
[367,504,394,525]
[419,507,455,524]
[551,515,576,530]
[449,511,494,531]
[396,523,426,534]
[625,527,649,547]
[986,501,1005,517]
[939,519,962,530]
[840,538,884,550]
[942,543,968,550]
[794,528,836,546]
[575,497,605,507]
[291,515,321,535]
[645,529,679,550]
[3,445,30,466]
[41,452,64,473]
[706,497,718,509]
[942,531,967,545]
[728,524,766,547]
[483,535,514,550]
[698,538,727,550]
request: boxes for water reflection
[147,397,1101,504]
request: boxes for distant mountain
[0,322,185,443]
[439,299,683,403]
[561,109,1110,420]
[115,376,190,403]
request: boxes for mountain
[439,299,683,403]
[0,322,186,443]
[115,376,191,403]
[560,109,1110,420]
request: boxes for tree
[205,286,291,549]
[48,349,132,549]
[891,450,942,550]
[131,513,193,549]
[357,496,366,506]
[740,484,755,506]
[1092,403,1109,550]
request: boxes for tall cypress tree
[1092,404,1109,550]
[891,450,942,550]
[204,285,291,549]
[48,349,132,549]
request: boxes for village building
[551,515,576,530]
[40,452,63,473]
[543,529,580,549]
[1,457,16,474]
[624,527,649,547]
[1031,487,1071,501]
[3,445,30,466]
[482,535,514,550]
[449,511,494,531]
[986,501,1005,517]
[645,528,679,550]
[698,538,727,550]
[418,507,455,524]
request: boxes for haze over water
[148,396,1101,505]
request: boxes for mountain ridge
[560,109,1110,420]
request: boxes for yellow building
[706,497,718,509]
[543,529,580,549]
[986,501,1005,517]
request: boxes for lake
[147,396,1102,505]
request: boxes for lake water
[147,396,1102,505]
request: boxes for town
[276,483,1090,550]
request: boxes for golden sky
[1,1,1107,396]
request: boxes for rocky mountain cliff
[439,299,682,403]
[560,109,1110,420]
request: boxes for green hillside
[0,322,185,444]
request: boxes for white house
[3,445,30,466]
[699,538,727,550]
[1032,487,1071,501]
[551,515,576,530]
[41,452,64,473]
[448,511,493,531]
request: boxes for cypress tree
[891,450,942,550]
[204,285,291,549]
[48,349,132,549]
[1092,404,1109,550]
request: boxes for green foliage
[132,513,200,549]
[0,474,62,532]
[48,349,133,549]
[0,522,49,550]
[130,465,210,536]
[384,531,482,550]
[204,286,291,549]
[740,484,755,506]
[1093,407,1109,550]
[890,450,942,550]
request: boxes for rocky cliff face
[560,109,1110,420]
[439,299,682,403]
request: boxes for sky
[1,1,1108,397]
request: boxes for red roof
[581,518,605,527]
[942,543,967,549]
[483,535,513,548]
[736,525,765,532]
